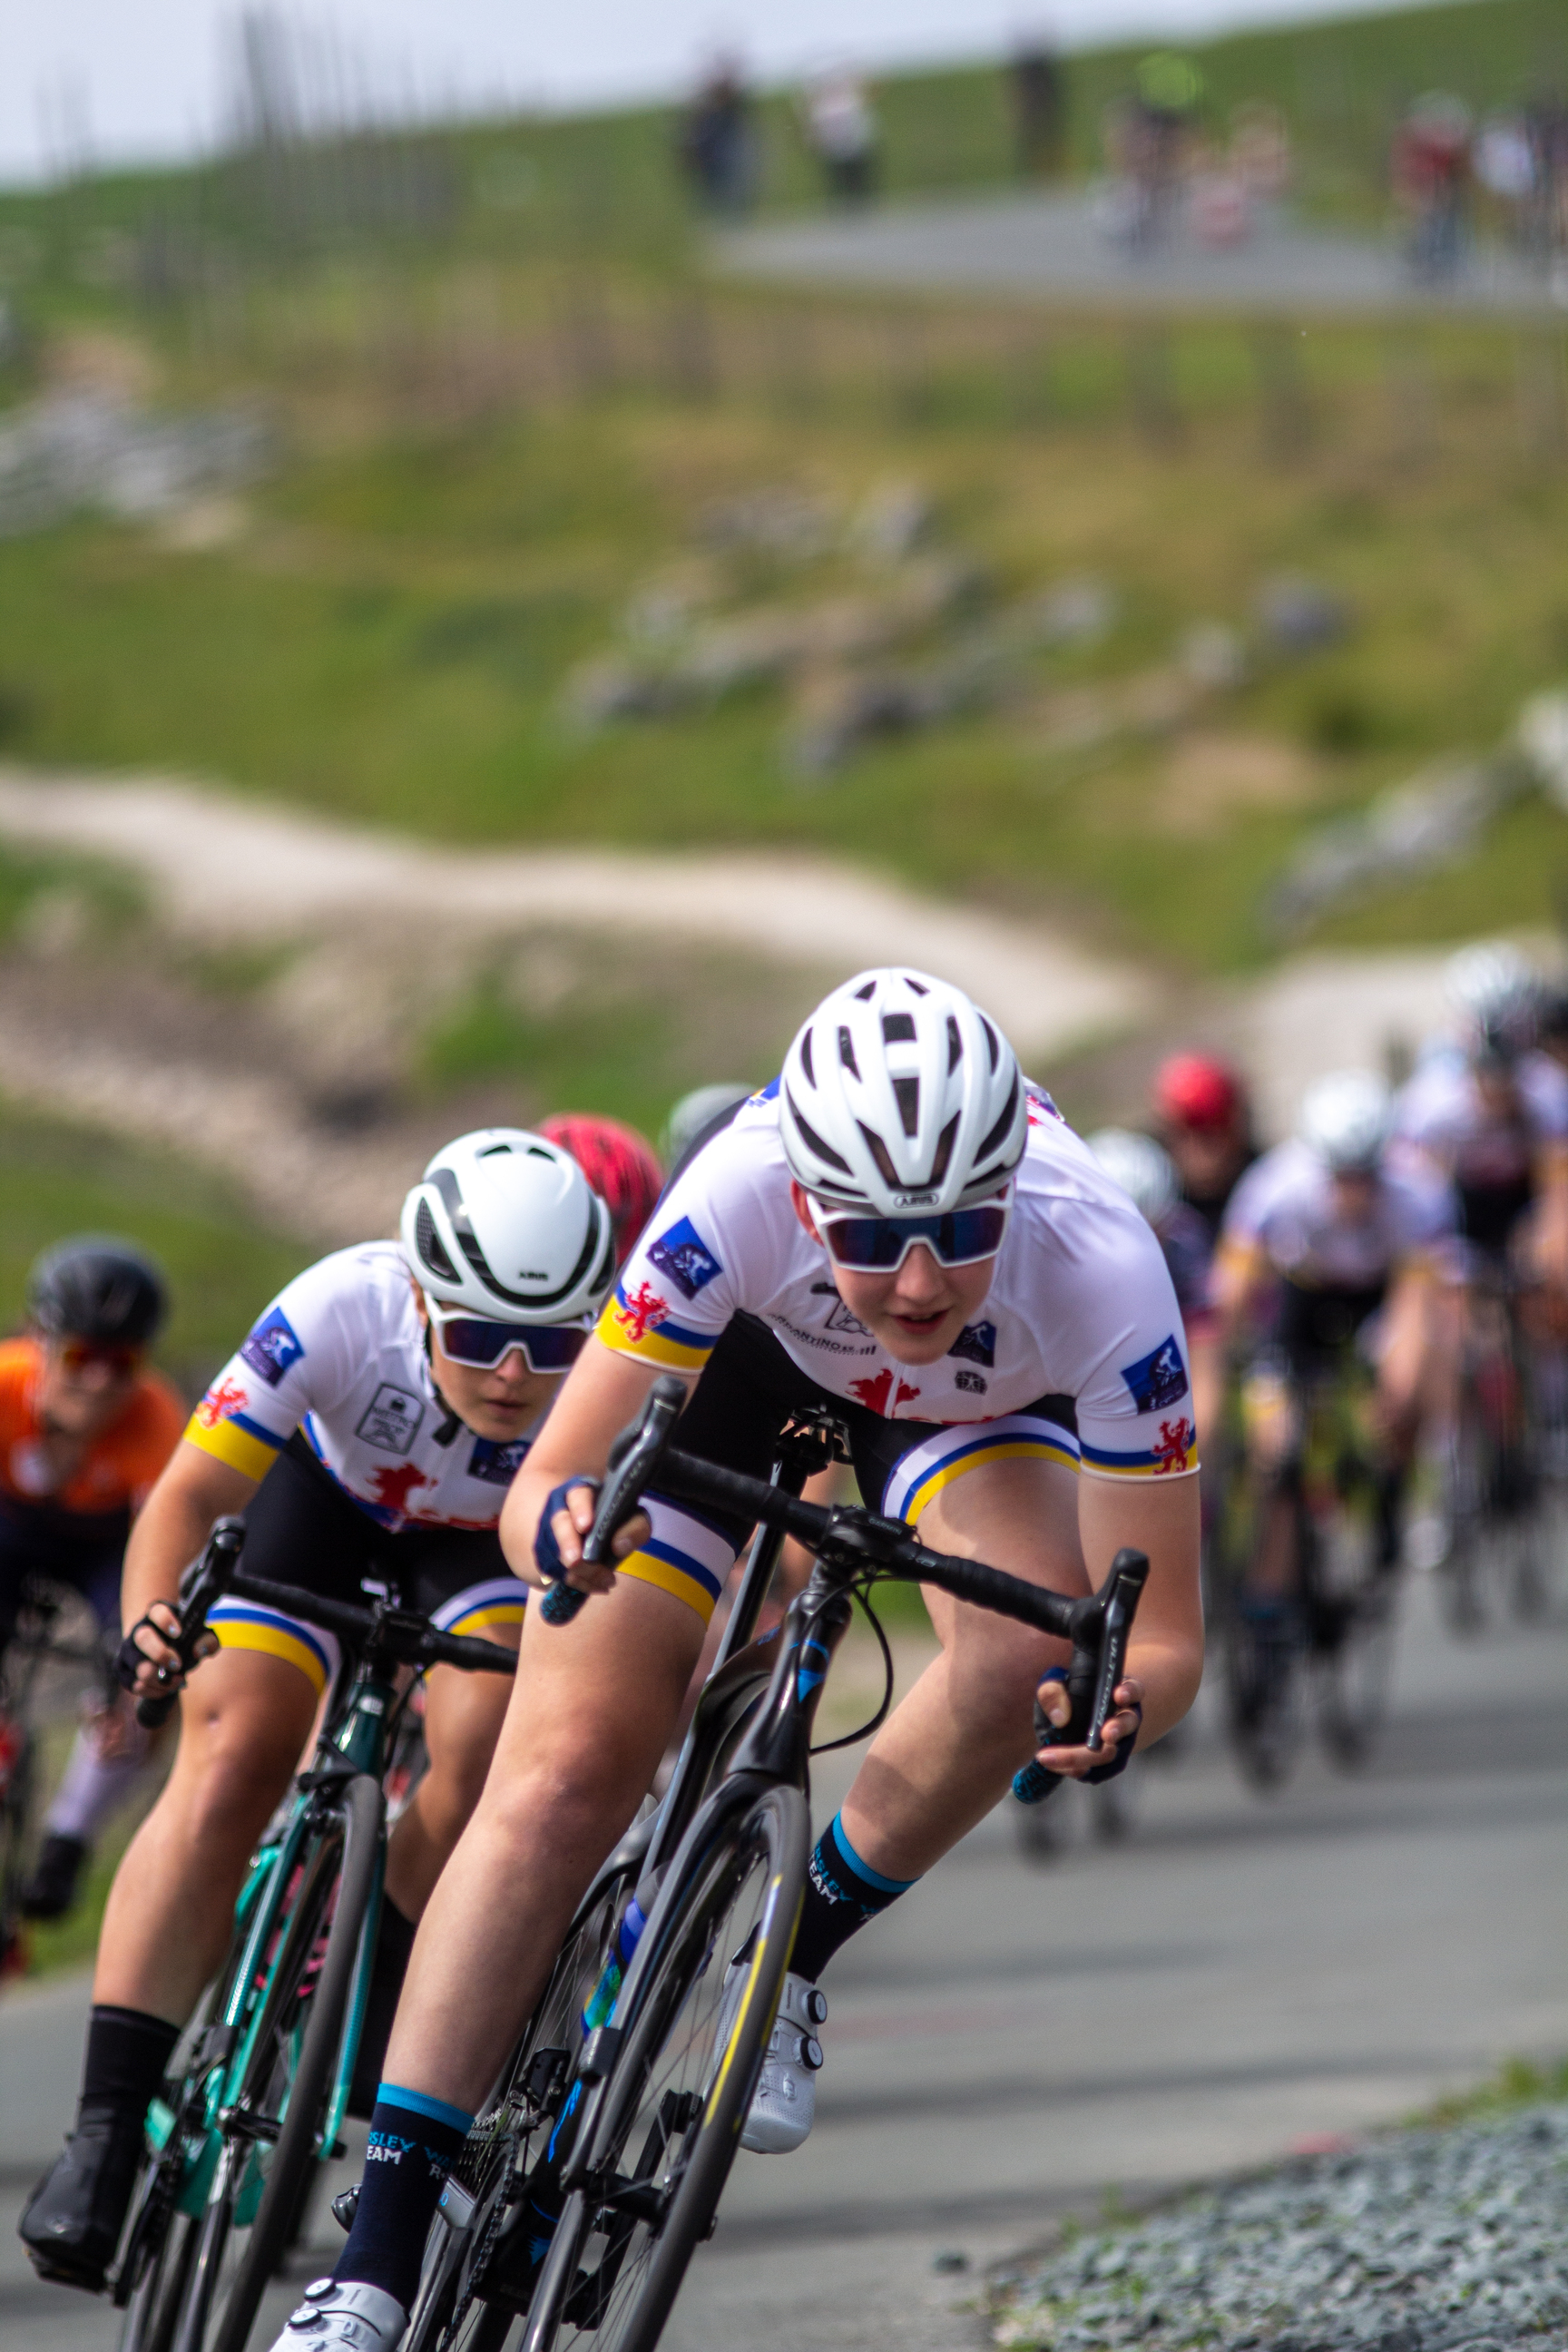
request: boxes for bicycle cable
[809,1580,896,1755]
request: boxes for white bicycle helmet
[1298,1072,1390,1174]
[1086,1128,1179,1228]
[1445,940,1537,1054]
[779,969,1026,1216]
[400,1129,615,1324]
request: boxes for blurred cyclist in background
[1216,1072,1455,1583]
[661,1083,753,1179]
[0,1240,181,1925]
[1153,1053,1258,1247]
[539,1114,663,1269]
[1392,943,1568,1287]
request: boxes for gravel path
[713,190,1567,320]
[0,769,1147,1067]
[990,2104,1568,2352]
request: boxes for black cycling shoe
[19,2111,142,2291]
[22,1833,89,1922]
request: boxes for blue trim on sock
[376,2082,475,2136]
[830,1812,916,1896]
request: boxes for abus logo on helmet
[893,1191,938,1209]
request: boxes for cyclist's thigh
[915,1453,1087,1675]
[489,1570,707,1818]
[404,1531,527,1777]
[167,1642,322,1808]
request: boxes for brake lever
[135,1516,247,1728]
[1028,1546,1150,1759]
[540,1376,687,1626]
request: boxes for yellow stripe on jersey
[900,1432,1081,1524]
[594,1292,715,1375]
[616,1546,720,1626]
[212,1614,331,1696]
[183,1410,285,1485]
[441,1599,527,1637]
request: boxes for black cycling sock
[77,2005,180,2132]
[789,1812,917,1984]
[348,1899,418,2120]
[334,2084,472,2310]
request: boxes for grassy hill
[0,0,1564,980]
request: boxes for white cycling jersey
[598,1083,1198,1479]
[185,1242,544,1530]
[1221,1140,1455,1292]
[1394,1049,1568,1191]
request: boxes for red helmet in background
[1154,1053,1245,1134]
[539,1113,664,1268]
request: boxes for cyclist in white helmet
[1215,1071,1455,1583]
[1393,941,1568,1279]
[303,970,1203,2352]
[22,1132,614,2298]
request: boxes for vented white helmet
[1445,941,1537,1053]
[779,969,1026,1216]
[400,1129,615,1324]
[1298,1072,1390,1174]
[1086,1128,1179,1228]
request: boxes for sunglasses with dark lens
[58,1341,143,1377]
[432,1315,589,1373]
[817,1202,1010,1273]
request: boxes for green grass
[1416,2053,1568,2129]
[0,1098,307,1398]
[0,332,1564,975]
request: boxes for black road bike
[399,1377,1148,2352]
[110,1520,516,2352]
[0,1576,120,1977]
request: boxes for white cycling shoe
[720,1965,827,2155]
[265,2277,407,2350]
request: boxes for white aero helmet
[1087,1128,1179,1229]
[1298,1071,1390,1174]
[779,968,1027,1216]
[1445,940,1537,1054]
[400,1129,615,1324]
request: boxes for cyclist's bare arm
[1032,1468,1202,1773]
[1534,1140,1568,1282]
[1211,1232,1267,1338]
[118,1440,260,1697]
[500,1340,689,1592]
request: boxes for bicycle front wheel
[163,1772,382,2352]
[522,1782,808,2352]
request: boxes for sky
[5,0,1421,186]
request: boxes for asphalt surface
[3,1567,1563,2352]
[713,188,1568,319]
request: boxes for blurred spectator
[1153,1052,1258,1246]
[1392,91,1472,281]
[1011,36,1065,180]
[803,69,878,205]
[679,56,758,215]
[1230,100,1291,202]
[1100,53,1202,251]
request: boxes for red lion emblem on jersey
[614,1284,670,1345]
[1152,1416,1193,1473]
[196,1376,248,1430]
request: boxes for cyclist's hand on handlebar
[113,1600,218,1700]
[1032,1668,1144,1780]
[534,1481,651,1599]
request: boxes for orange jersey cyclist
[0,1240,183,1926]
[294,969,1204,2352]
[21,1131,617,2297]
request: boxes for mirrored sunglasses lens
[947,1206,1008,1259]
[439,1319,588,1370]
[823,1219,905,1269]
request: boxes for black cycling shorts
[618,1313,1078,1624]
[1278,1279,1387,1363]
[0,1499,128,1648]
[209,1434,524,1697]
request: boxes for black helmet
[27,1236,168,1348]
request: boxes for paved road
[4,1571,1564,2352]
[714,188,1568,319]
